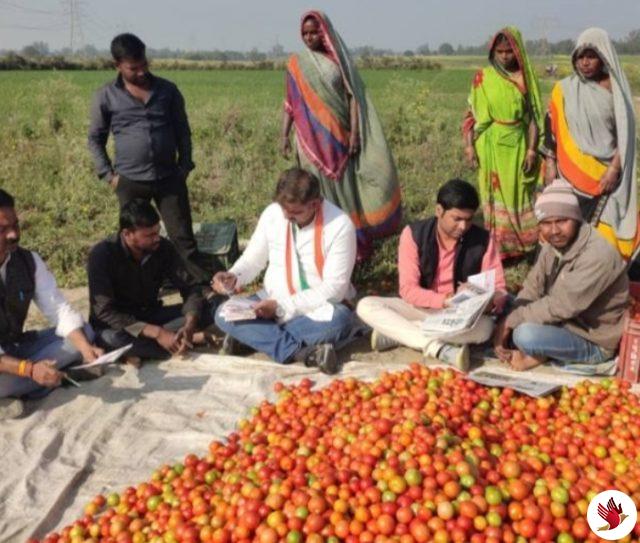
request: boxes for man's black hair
[437,178,480,211]
[111,33,146,63]
[0,189,15,209]
[119,199,160,231]
[275,168,321,205]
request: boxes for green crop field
[0,61,638,289]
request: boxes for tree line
[3,28,640,64]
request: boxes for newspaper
[468,368,561,397]
[219,297,258,322]
[421,271,495,338]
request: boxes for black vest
[409,217,490,290]
[0,247,36,344]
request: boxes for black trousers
[115,173,211,283]
[95,302,216,361]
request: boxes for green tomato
[485,485,502,505]
[550,486,570,505]
[204,470,218,485]
[147,495,162,512]
[286,531,303,543]
[404,468,423,486]
[382,490,397,502]
[460,474,476,488]
[486,511,502,527]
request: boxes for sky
[1,0,639,52]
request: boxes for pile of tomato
[33,364,640,543]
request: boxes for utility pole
[65,0,84,53]
[533,16,558,59]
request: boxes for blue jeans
[0,326,91,399]
[214,297,353,364]
[512,323,609,364]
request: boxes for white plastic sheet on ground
[0,352,629,542]
[0,353,410,542]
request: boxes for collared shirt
[87,234,203,334]
[87,74,195,182]
[398,225,506,309]
[229,200,357,322]
[0,251,84,354]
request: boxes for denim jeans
[0,326,91,399]
[214,297,354,364]
[512,323,609,364]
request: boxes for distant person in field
[281,11,401,262]
[0,189,103,417]
[88,199,217,364]
[88,33,209,284]
[494,180,629,374]
[357,179,507,373]
[541,28,638,260]
[212,168,356,375]
[462,27,544,262]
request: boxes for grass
[0,59,638,289]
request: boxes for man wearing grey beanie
[494,179,629,373]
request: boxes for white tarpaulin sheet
[0,351,627,542]
[0,354,410,542]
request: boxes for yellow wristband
[17,360,28,377]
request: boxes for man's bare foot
[123,355,142,368]
[495,346,515,364]
[192,331,219,346]
[509,351,544,371]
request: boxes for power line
[0,22,67,31]
[0,0,65,16]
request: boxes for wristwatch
[275,304,285,319]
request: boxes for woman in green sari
[462,27,543,260]
[281,11,401,261]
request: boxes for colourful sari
[544,28,638,259]
[285,11,402,259]
[463,27,543,259]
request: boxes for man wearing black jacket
[88,199,215,361]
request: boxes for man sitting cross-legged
[212,168,357,374]
[88,199,216,363]
[0,189,103,418]
[494,179,629,373]
[357,179,507,372]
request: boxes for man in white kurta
[212,169,356,374]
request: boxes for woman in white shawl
[542,27,638,258]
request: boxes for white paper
[219,297,258,322]
[468,270,496,292]
[422,280,494,338]
[468,368,561,397]
[71,344,133,369]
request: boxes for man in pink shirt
[357,179,506,371]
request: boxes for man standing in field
[88,33,207,283]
